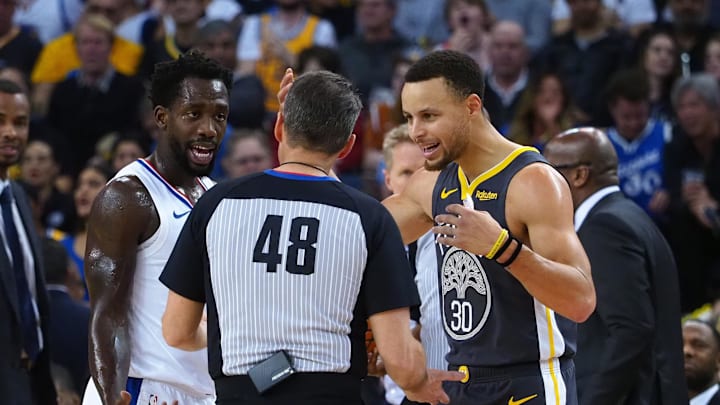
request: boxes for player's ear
[337,133,356,160]
[466,93,483,117]
[154,106,168,129]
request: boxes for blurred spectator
[393,0,448,47]
[43,237,90,394]
[484,0,551,54]
[636,27,681,120]
[51,363,82,405]
[307,0,356,41]
[0,65,29,94]
[705,33,720,81]
[605,69,672,220]
[49,161,114,301]
[683,319,720,404]
[236,0,337,112]
[109,133,149,173]
[197,19,267,129]
[19,139,76,233]
[339,0,410,104]
[483,20,529,134]
[536,0,634,126]
[220,129,273,179]
[14,0,84,44]
[297,44,342,73]
[138,0,206,79]
[30,0,143,115]
[436,0,492,71]
[553,0,657,37]
[45,14,145,177]
[0,0,42,75]
[664,73,720,311]
[657,0,715,75]
[507,71,582,150]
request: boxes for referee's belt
[452,357,573,382]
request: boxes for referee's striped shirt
[161,170,419,380]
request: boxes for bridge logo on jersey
[475,190,498,201]
[441,247,491,340]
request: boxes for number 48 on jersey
[252,215,320,275]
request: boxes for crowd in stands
[3,0,720,402]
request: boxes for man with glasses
[544,127,686,405]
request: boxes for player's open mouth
[188,145,215,166]
[421,143,440,158]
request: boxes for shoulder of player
[508,162,571,212]
[92,175,155,224]
[406,168,440,199]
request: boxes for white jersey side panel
[111,159,214,396]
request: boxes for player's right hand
[404,368,465,405]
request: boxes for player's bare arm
[382,168,438,244]
[85,177,159,404]
[369,308,464,405]
[434,163,594,322]
[163,291,206,351]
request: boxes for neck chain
[277,161,329,176]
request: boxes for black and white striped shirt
[161,170,419,380]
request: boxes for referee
[159,71,463,405]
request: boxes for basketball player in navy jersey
[84,50,232,405]
[283,52,594,403]
[160,70,464,405]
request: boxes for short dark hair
[283,71,362,155]
[149,49,233,108]
[42,238,70,285]
[196,19,238,44]
[0,78,24,95]
[684,319,720,349]
[297,46,342,74]
[404,50,485,101]
[605,69,650,105]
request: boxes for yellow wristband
[486,228,508,260]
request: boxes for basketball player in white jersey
[380,124,450,405]
[83,50,232,405]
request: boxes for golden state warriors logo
[441,247,491,340]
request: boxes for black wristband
[497,238,523,267]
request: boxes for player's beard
[170,137,215,177]
[424,119,469,172]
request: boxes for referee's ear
[274,112,285,144]
[337,133,356,160]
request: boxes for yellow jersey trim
[457,146,539,201]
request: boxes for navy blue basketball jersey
[432,147,576,369]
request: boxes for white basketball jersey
[111,159,215,396]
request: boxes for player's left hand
[433,204,503,256]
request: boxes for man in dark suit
[683,319,720,404]
[43,237,90,395]
[0,79,57,404]
[543,127,686,405]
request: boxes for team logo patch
[441,247,491,340]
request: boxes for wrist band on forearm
[485,229,509,260]
[497,238,523,267]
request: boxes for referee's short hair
[283,71,363,155]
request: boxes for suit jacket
[708,387,720,405]
[0,181,57,404]
[575,191,686,405]
[47,288,90,394]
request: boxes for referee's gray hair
[671,73,720,110]
[283,71,363,155]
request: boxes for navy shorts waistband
[450,357,574,380]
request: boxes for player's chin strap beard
[277,161,329,176]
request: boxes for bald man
[483,20,529,132]
[544,128,686,405]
